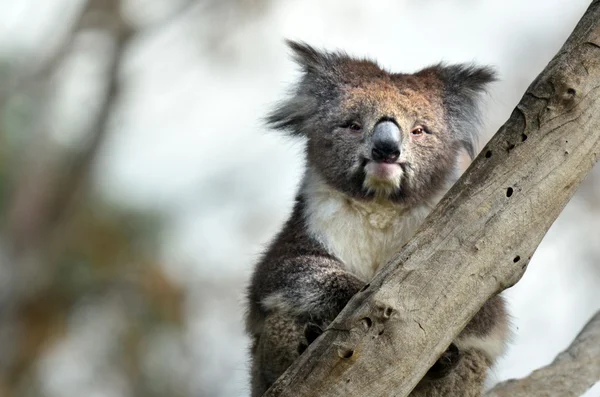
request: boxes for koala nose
[371,121,401,163]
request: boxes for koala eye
[411,126,425,136]
[349,122,362,132]
[340,121,362,132]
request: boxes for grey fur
[246,41,508,397]
[423,63,497,159]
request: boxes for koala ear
[266,41,338,135]
[420,64,496,159]
[265,94,317,135]
[286,40,333,74]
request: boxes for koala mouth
[365,161,402,180]
[362,160,404,196]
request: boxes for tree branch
[264,1,600,396]
[486,310,600,397]
[5,0,133,255]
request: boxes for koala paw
[297,322,323,354]
[425,343,461,380]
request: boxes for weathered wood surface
[486,310,600,397]
[264,1,600,396]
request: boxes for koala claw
[425,343,461,380]
[297,322,323,354]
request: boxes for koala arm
[250,254,365,322]
[247,197,365,329]
[247,253,365,397]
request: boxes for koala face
[268,41,495,205]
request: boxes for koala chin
[245,40,509,397]
[363,161,403,198]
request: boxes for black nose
[371,121,401,163]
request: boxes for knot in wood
[374,302,396,321]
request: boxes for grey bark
[486,310,600,397]
[263,1,600,396]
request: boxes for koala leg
[410,348,490,397]
[250,312,324,397]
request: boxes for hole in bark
[361,317,372,329]
[346,378,351,384]
[297,343,308,354]
[567,88,576,96]
[565,151,569,155]
[513,255,521,263]
[384,307,394,318]
[359,283,370,292]
[506,142,515,152]
[378,329,385,336]
[339,349,354,359]
[485,150,492,158]
[521,133,528,142]
[506,187,513,197]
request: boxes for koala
[245,41,509,397]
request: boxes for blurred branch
[0,2,140,391]
[0,0,126,109]
[486,311,600,397]
[5,0,134,255]
[0,2,187,395]
[0,2,82,110]
[44,0,133,232]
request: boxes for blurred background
[0,0,598,396]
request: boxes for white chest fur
[302,173,439,281]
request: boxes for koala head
[268,41,495,204]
